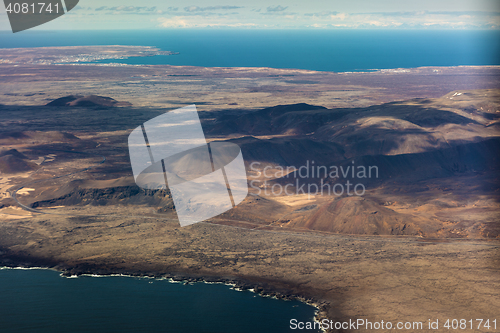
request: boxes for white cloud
[266,5,288,12]
[184,5,243,12]
[14,1,499,30]
[158,16,190,28]
[301,10,500,29]
[157,16,257,28]
[94,6,164,15]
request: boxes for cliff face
[31,184,174,211]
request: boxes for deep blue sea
[0,268,320,333]
[0,29,499,71]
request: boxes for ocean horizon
[0,29,499,72]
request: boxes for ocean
[0,268,320,333]
[0,29,499,72]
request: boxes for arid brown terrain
[0,46,499,332]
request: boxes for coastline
[0,263,327,331]
[1,46,498,111]
[1,213,497,333]
[1,44,499,73]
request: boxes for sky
[0,0,499,31]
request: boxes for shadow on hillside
[203,103,480,138]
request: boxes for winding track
[10,149,106,214]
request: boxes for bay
[0,268,320,333]
[0,29,499,72]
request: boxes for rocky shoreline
[0,255,331,331]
